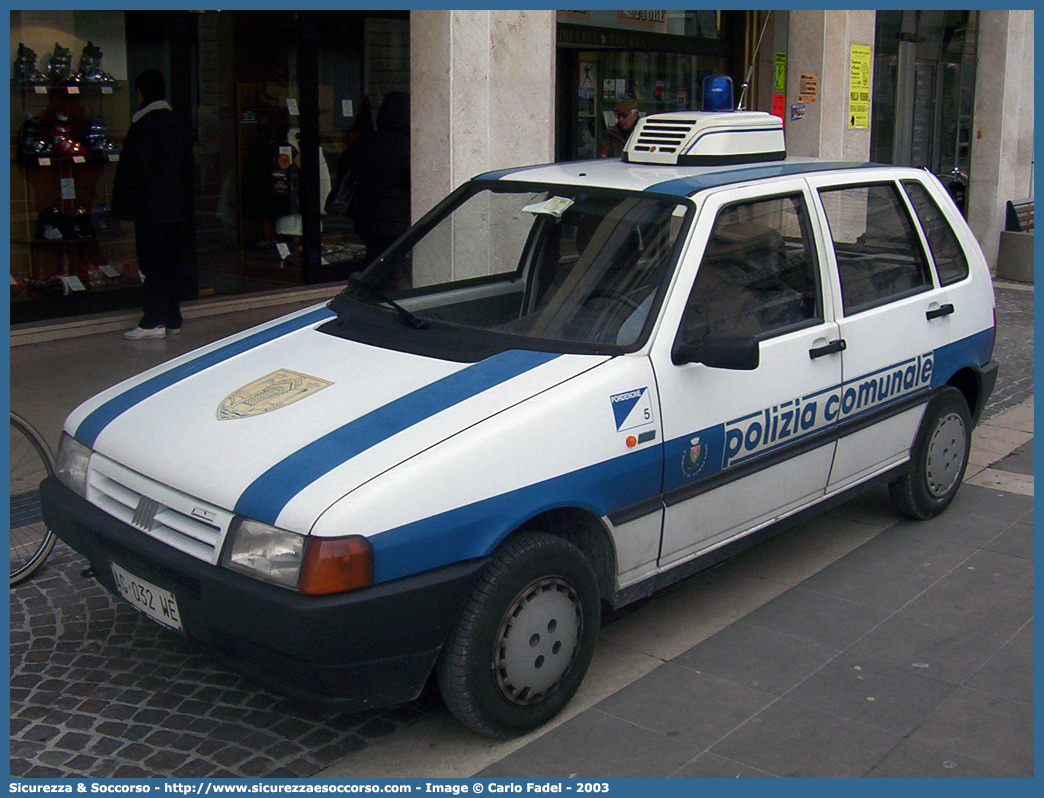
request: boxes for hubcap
[925,411,966,498]
[493,577,583,706]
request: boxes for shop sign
[772,93,786,121]
[849,44,871,129]
[798,73,818,103]
[616,11,669,32]
[790,103,806,121]
[558,11,591,23]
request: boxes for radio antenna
[736,11,772,111]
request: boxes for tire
[889,386,971,520]
[10,412,57,585]
[436,532,600,738]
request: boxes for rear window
[902,180,970,286]
[818,182,932,315]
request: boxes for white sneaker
[123,325,166,340]
[168,327,181,336]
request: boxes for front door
[652,182,842,568]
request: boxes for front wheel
[889,386,971,520]
[436,532,600,738]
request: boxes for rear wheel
[889,386,971,519]
[437,532,600,738]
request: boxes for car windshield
[336,183,690,354]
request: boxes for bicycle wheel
[10,411,57,585]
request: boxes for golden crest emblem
[217,369,332,420]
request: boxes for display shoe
[54,135,86,157]
[91,204,117,236]
[84,114,119,155]
[70,206,95,238]
[44,42,73,83]
[19,115,54,158]
[51,112,85,157]
[12,43,48,86]
[35,206,69,240]
[124,325,167,340]
[79,42,117,86]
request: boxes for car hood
[67,306,606,532]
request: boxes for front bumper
[41,476,487,711]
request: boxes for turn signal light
[298,535,373,595]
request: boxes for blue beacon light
[702,75,734,111]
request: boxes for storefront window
[556,10,737,162]
[11,10,410,324]
[573,50,727,160]
[11,10,141,323]
[871,10,977,180]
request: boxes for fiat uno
[42,108,998,738]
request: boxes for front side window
[678,193,821,343]
[902,180,970,286]
[818,182,932,314]
[330,184,690,358]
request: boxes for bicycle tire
[10,411,57,585]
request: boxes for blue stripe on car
[234,349,563,525]
[647,160,879,196]
[368,444,663,583]
[363,328,995,584]
[75,306,335,448]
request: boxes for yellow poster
[849,44,871,129]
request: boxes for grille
[631,119,698,154]
[87,455,234,564]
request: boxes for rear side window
[902,180,970,286]
[679,193,821,341]
[818,183,932,315]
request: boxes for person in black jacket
[112,70,193,340]
[346,91,411,274]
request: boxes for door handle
[926,303,955,320]
[809,339,846,359]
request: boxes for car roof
[474,157,887,198]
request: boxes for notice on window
[798,73,818,103]
[774,53,787,94]
[849,44,872,129]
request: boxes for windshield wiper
[347,273,428,330]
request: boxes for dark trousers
[135,221,183,329]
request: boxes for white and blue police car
[43,106,997,739]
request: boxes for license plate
[110,562,183,632]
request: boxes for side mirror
[672,334,760,370]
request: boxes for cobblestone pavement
[985,283,1034,418]
[9,282,1033,778]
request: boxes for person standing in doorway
[601,97,640,158]
[113,69,193,340]
[346,91,411,272]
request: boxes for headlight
[223,518,306,589]
[223,517,373,594]
[55,433,91,497]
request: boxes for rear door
[806,174,950,491]
[652,180,842,568]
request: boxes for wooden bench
[1005,197,1034,233]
